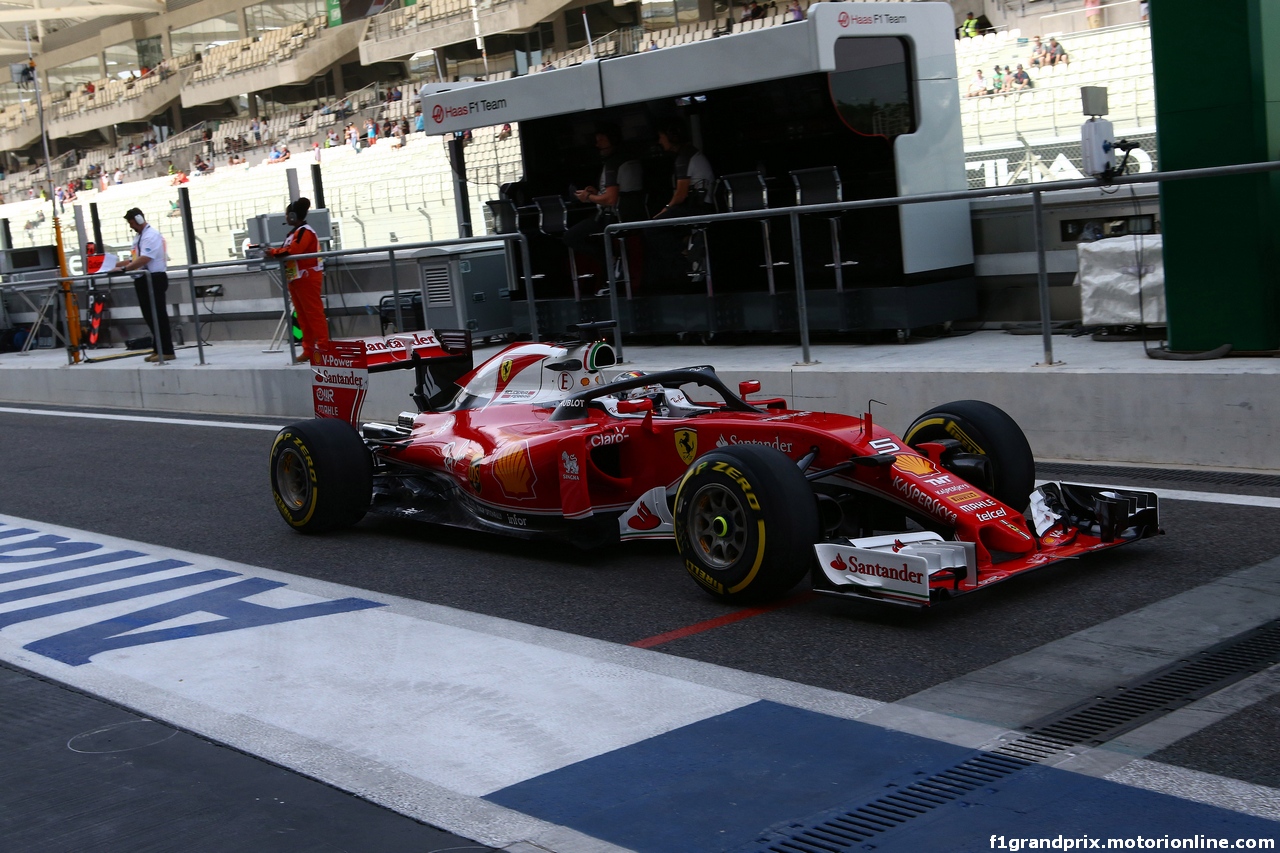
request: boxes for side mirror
[617,398,653,415]
[739,380,762,398]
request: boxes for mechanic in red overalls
[267,197,329,363]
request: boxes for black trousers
[133,272,173,355]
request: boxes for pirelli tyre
[903,400,1035,512]
[674,445,819,604]
[270,418,373,533]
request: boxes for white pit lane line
[0,406,285,431]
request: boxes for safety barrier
[5,159,1278,371]
[0,231,538,368]
[599,158,1280,365]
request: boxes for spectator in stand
[170,170,189,185]
[414,109,425,132]
[114,168,124,184]
[1047,38,1069,66]
[1084,0,1103,28]
[166,160,175,175]
[365,118,377,146]
[784,0,803,22]
[269,142,291,163]
[1029,36,1049,68]
[348,123,361,152]
[960,12,979,38]
[391,122,404,148]
[193,153,211,174]
[382,118,394,138]
[1140,0,1148,20]
[54,185,66,213]
[965,68,990,97]
[1011,64,1033,89]
[251,117,261,145]
[313,142,323,162]
[497,122,511,140]
[391,86,402,102]
[541,59,555,72]
[326,128,340,147]
[84,81,96,98]
[990,65,1005,93]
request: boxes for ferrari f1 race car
[270,322,1161,607]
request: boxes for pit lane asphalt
[4,405,1280,793]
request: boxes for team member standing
[121,207,175,362]
[267,198,328,363]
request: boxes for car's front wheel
[903,400,1035,512]
[270,419,372,533]
[674,446,819,603]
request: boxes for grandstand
[0,0,1156,265]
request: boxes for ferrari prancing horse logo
[499,359,514,384]
[674,428,698,465]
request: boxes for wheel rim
[688,483,748,570]
[275,447,311,510]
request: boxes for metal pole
[388,248,404,331]
[788,211,814,365]
[310,162,326,210]
[516,234,539,343]
[188,265,205,364]
[602,230,623,359]
[27,25,81,365]
[1032,188,1055,365]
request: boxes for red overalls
[271,224,328,359]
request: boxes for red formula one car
[270,322,1161,607]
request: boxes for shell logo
[493,442,537,499]
[892,454,939,477]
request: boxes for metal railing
[10,159,1279,374]
[599,159,1280,366]
[1,231,540,368]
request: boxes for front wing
[811,482,1161,607]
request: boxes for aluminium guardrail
[1,231,538,367]
[600,158,1280,365]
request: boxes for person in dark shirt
[564,125,625,271]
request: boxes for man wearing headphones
[122,208,174,362]
[266,198,328,364]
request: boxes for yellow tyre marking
[727,520,767,595]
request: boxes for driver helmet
[612,370,664,402]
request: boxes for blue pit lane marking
[487,702,1280,853]
[0,522,382,666]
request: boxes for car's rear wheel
[270,419,372,533]
[903,400,1035,512]
[674,446,819,603]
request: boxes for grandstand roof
[0,0,164,60]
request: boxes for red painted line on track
[629,591,817,648]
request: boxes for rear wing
[311,330,473,425]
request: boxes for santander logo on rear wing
[310,330,474,425]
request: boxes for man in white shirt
[121,208,174,362]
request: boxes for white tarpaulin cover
[1077,234,1165,325]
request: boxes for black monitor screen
[8,248,42,270]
